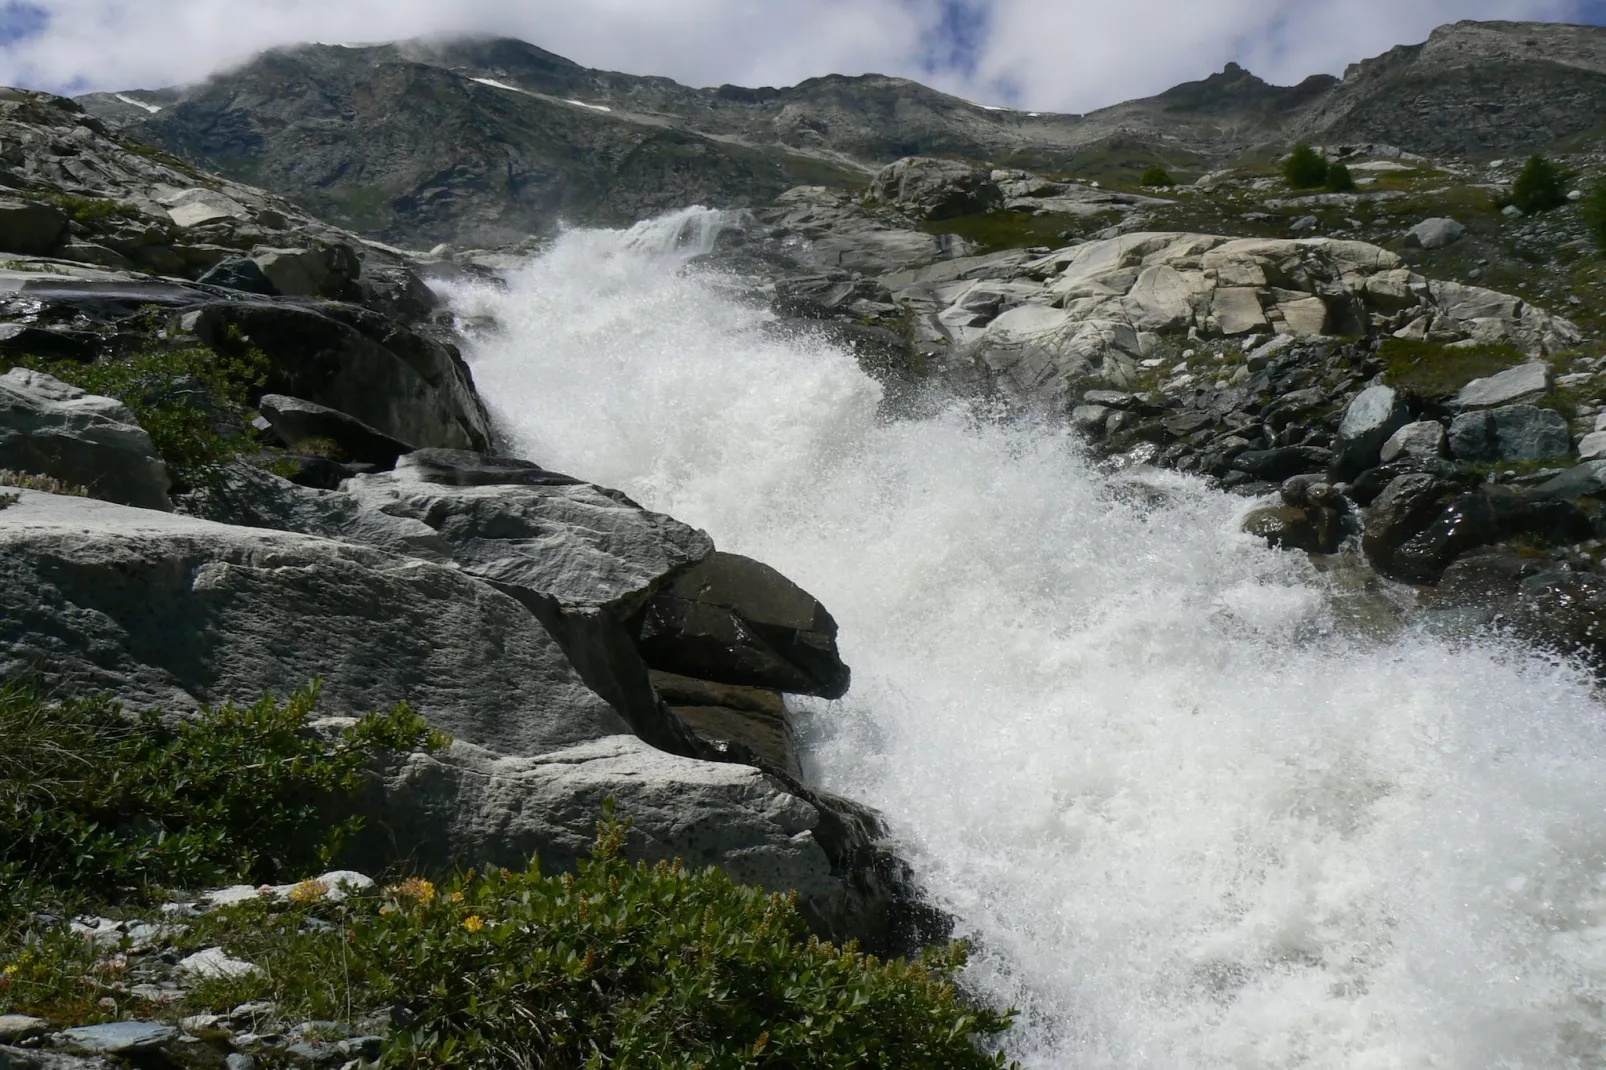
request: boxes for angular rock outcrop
[0,489,898,946]
[869,157,1002,221]
[634,551,851,700]
[0,368,170,509]
[882,231,1579,403]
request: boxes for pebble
[58,1021,179,1054]
[0,1015,49,1044]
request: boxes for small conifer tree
[1325,162,1356,192]
[1282,143,1329,189]
[1510,154,1571,215]
[1140,165,1174,187]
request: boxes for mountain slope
[75,20,1606,246]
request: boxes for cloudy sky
[4,0,1606,113]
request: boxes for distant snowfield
[469,78,612,112]
[470,77,529,95]
[114,93,160,114]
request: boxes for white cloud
[0,0,1597,112]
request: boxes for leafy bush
[1140,165,1174,188]
[1325,162,1356,192]
[0,680,447,909]
[1282,143,1329,189]
[11,342,273,489]
[1510,154,1572,214]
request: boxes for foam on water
[447,208,1606,1068]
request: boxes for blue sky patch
[0,2,47,49]
[920,0,989,78]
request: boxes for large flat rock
[0,490,625,756]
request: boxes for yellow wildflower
[3,964,18,976]
[288,879,330,904]
[448,891,464,903]
[462,915,485,933]
[395,878,436,902]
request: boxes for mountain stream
[447,209,1606,1070]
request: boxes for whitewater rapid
[447,209,1606,1069]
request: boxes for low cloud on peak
[2,0,1604,112]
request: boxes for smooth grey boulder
[344,466,712,617]
[0,197,67,255]
[174,463,452,561]
[1403,217,1465,250]
[258,393,416,468]
[348,733,902,949]
[1330,384,1410,479]
[0,491,626,757]
[1452,362,1553,409]
[0,368,170,510]
[1578,430,1606,461]
[1447,405,1571,462]
[634,552,851,699]
[1380,420,1447,463]
[344,462,714,755]
[0,1020,46,1046]
[869,157,1002,221]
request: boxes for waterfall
[445,208,1606,1069]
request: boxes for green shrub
[37,193,141,224]
[10,343,272,488]
[1325,162,1356,192]
[0,680,447,909]
[1140,165,1174,188]
[1282,143,1329,189]
[1510,154,1572,215]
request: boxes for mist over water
[448,209,1606,1068]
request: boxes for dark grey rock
[390,448,581,487]
[258,394,416,468]
[0,1047,114,1070]
[1361,473,1449,580]
[0,197,67,256]
[634,551,850,699]
[1331,384,1410,479]
[197,256,279,296]
[1448,405,1571,463]
[1535,460,1606,500]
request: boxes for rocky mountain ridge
[73,19,1606,245]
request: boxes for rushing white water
[448,208,1606,1069]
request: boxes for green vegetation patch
[6,338,273,489]
[35,192,141,224]
[0,680,444,915]
[1282,143,1329,190]
[1379,338,1528,398]
[1509,154,1572,215]
[925,210,1095,253]
[2,802,1018,1067]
